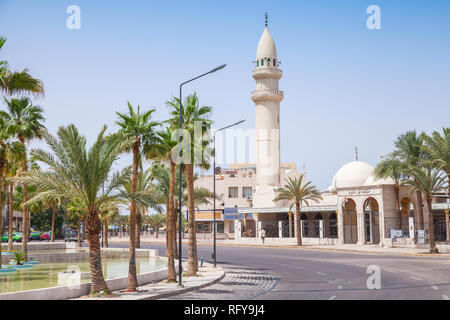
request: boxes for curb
[138,266,226,300]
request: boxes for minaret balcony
[251,89,284,103]
[252,67,282,80]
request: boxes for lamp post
[177,64,227,287]
[212,120,245,268]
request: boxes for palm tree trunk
[427,197,438,253]
[51,201,56,242]
[136,211,141,248]
[288,212,293,238]
[8,182,13,251]
[86,209,110,295]
[416,190,424,230]
[104,219,109,248]
[126,141,139,291]
[20,139,29,261]
[77,218,82,248]
[166,161,176,281]
[296,203,302,246]
[0,186,3,269]
[185,164,197,276]
[172,202,178,260]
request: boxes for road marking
[410,276,423,281]
[328,296,336,300]
[316,272,327,276]
[442,295,449,300]
[432,286,439,290]
[338,286,343,290]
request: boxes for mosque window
[273,59,277,66]
[256,60,259,67]
[261,59,264,66]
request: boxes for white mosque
[194,19,450,248]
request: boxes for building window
[261,59,264,66]
[242,187,252,199]
[256,60,259,67]
[273,59,277,66]
[228,187,238,198]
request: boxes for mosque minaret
[251,16,284,208]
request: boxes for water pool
[0,257,166,294]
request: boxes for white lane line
[432,286,439,290]
[316,272,327,276]
[442,295,449,300]
[328,296,336,300]
[410,276,423,281]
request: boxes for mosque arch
[343,198,357,244]
[363,197,380,244]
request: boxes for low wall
[1,242,66,251]
[0,249,169,300]
[1,247,157,264]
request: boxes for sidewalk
[74,263,225,300]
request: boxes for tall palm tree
[167,93,213,276]
[1,97,45,260]
[374,158,406,228]
[0,37,44,97]
[116,102,159,292]
[406,162,447,253]
[391,130,427,230]
[274,175,323,246]
[13,125,130,295]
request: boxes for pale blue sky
[1,0,449,190]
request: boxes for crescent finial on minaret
[265,12,268,28]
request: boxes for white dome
[256,28,277,60]
[364,173,395,186]
[329,161,374,190]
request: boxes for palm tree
[1,97,45,260]
[374,158,406,228]
[406,162,447,253]
[167,93,213,276]
[0,37,44,97]
[116,102,159,292]
[13,125,130,295]
[274,175,323,246]
[0,114,22,250]
[424,128,450,202]
[391,130,427,230]
[146,213,165,238]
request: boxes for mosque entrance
[343,199,357,244]
[364,197,380,244]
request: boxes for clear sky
[1,0,449,190]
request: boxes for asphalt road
[109,242,450,300]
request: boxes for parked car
[64,230,81,242]
[40,231,51,241]
[3,232,23,242]
[29,231,42,241]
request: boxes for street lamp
[213,120,245,268]
[178,64,227,287]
